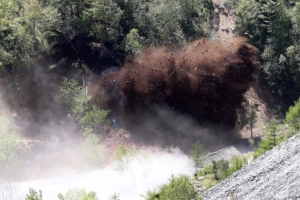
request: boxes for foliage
[58,188,98,200]
[0,0,215,74]
[109,193,120,200]
[83,0,123,42]
[142,174,202,200]
[224,0,241,9]
[228,156,247,175]
[235,0,259,34]
[0,115,20,167]
[124,28,144,57]
[82,128,106,168]
[133,0,213,47]
[234,0,300,111]
[56,78,108,168]
[197,156,247,190]
[0,0,60,70]
[247,105,257,138]
[211,156,246,181]
[25,188,43,200]
[114,144,137,173]
[57,77,82,111]
[57,77,109,131]
[114,144,137,186]
[286,98,300,132]
[254,119,285,159]
[190,141,205,173]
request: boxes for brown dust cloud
[90,37,259,148]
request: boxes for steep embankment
[213,0,271,138]
[201,135,300,199]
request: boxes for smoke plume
[94,37,258,129]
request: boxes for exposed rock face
[201,135,300,200]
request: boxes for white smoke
[12,148,194,200]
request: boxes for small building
[203,146,241,165]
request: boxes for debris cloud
[95,37,259,129]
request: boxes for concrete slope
[202,135,300,200]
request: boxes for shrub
[124,28,144,57]
[0,115,20,167]
[254,119,284,159]
[56,77,82,111]
[58,188,98,200]
[228,156,247,175]
[142,174,202,200]
[82,128,106,168]
[286,98,300,132]
[57,77,109,131]
[25,188,43,200]
[114,144,137,186]
[190,141,205,173]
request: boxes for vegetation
[254,119,285,159]
[142,174,202,200]
[3,0,300,199]
[286,98,300,132]
[247,105,257,139]
[114,144,137,186]
[25,188,43,200]
[197,156,247,190]
[233,0,300,112]
[109,193,120,200]
[82,128,106,168]
[0,0,214,73]
[0,115,20,167]
[57,77,109,131]
[190,141,205,173]
[58,188,98,200]
[57,77,108,168]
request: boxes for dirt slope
[213,0,271,139]
[201,134,300,200]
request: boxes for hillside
[201,134,300,200]
[1,0,300,199]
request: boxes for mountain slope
[201,134,300,200]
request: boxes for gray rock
[201,135,300,200]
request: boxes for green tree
[82,128,106,168]
[56,77,109,131]
[190,141,205,173]
[56,77,82,111]
[58,188,98,200]
[124,28,144,57]
[109,193,120,200]
[142,174,202,200]
[211,160,218,180]
[254,119,284,159]
[234,0,300,110]
[235,0,259,34]
[228,156,247,175]
[25,188,43,200]
[248,104,257,139]
[114,144,137,186]
[216,159,229,180]
[286,98,300,132]
[83,0,123,42]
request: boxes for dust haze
[0,37,258,199]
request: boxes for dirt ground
[212,0,271,138]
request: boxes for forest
[0,0,299,123]
[1,0,300,199]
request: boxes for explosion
[94,37,258,128]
